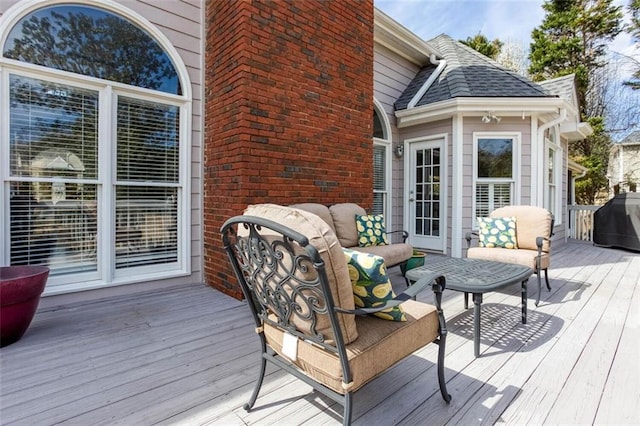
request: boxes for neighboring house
[609,130,640,195]
[0,1,592,304]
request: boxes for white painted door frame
[404,135,447,252]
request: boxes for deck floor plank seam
[1,242,637,426]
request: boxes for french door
[408,139,445,251]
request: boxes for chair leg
[535,270,542,307]
[244,356,267,411]
[401,261,410,288]
[437,337,451,403]
[544,268,551,291]
[342,392,352,426]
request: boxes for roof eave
[374,8,440,66]
[568,159,588,175]
[561,121,594,141]
[395,97,570,128]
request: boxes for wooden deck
[1,240,639,425]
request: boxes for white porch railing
[568,205,600,242]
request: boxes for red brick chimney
[204,0,374,298]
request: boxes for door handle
[409,198,415,202]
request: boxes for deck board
[1,241,638,425]
[593,256,640,424]
[498,243,630,425]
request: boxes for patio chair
[221,204,451,425]
[465,205,554,306]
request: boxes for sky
[374,0,639,72]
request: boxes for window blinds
[115,97,179,268]
[8,75,98,273]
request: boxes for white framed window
[372,101,391,220]
[473,133,520,224]
[544,127,562,223]
[1,2,191,293]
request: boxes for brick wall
[204,0,374,298]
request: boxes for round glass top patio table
[405,258,534,357]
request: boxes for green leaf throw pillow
[477,216,518,249]
[343,248,406,321]
[355,214,389,247]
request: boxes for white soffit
[395,97,568,128]
[374,8,439,66]
[561,121,594,141]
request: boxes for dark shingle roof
[395,34,553,110]
[537,74,577,104]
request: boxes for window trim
[472,132,521,227]
[0,0,193,295]
[0,0,192,99]
[373,99,391,226]
[544,127,562,225]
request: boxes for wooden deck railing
[568,205,600,242]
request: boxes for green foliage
[529,0,623,201]
[460,33,503,59]
[574,153,610,203]
[529,0,623,112]
[571,117,612,203]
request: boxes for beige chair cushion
[467,247,550,271]
[289,203,335,234]
[244,204,358,344]
[329,203,367,247]
[263,299,440,394]
[353,243,413,268]
[491,206,552,252]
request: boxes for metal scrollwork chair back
[221,207,451,426]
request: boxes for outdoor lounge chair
[465,205,554,306]
[220,204,451,425]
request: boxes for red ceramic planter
[0,265,49,347]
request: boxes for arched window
[373,109,385,139]
[1,2,191,293]
[373,101,391,219]
[3,4,181,94]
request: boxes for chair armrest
[386,229,409,243]
[335,272,446,316]
[536,236,551,255]
[465,231,478,248]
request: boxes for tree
[460,33,503,59]
[528,0,624,203]
[4,9,178,94]
[529,0,623,110]
[625,0,640,89]
[589,53,640,139]
[496,39,530,76]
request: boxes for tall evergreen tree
[625,0,640,89]
[528,0,623,203]
[460,33,503,59]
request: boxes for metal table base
[407,258,533,357]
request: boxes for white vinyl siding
[373,44,420,233]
